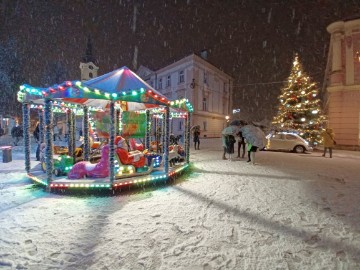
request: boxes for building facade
[137,54,233,138]
[326,17,360,148]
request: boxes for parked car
[265,132,313,153]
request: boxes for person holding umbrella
[221,121,241,160]
[240,124,266,165]
[237,120,247,158]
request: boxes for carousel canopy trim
[17,66,170,106]
[18,67,193,113]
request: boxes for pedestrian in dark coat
[33,122,41,161]
[193,127,200,150]
[11,125,23,146]
[237,131,246,158]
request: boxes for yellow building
[325,16,360,148]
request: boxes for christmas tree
[272,54,325,145]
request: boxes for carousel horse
[115,136,146,168]
[67,145,109,179]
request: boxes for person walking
[193,127,200,150]
[321,128,336,158]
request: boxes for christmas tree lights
[272,54,325,145]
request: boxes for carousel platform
[27,162,189,191]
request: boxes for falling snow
[0,1,359,122]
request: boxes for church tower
[80,35,99,81]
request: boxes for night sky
[1,0,359,122]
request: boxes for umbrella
[229,120,242,126]
[221,125,240,149]
[191,125,200,131]
[240,125,266,148]
[221,125,241,136]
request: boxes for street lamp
[225,115,230,122]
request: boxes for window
[272,134,283,139]
[203,121,207,131]
[179,121,183,131]
[158,78,162,89]
[203,72,207,84]
[166,75,171,87]
[286,134,297,140]
[202,98,207,111]
[179,70,184,83]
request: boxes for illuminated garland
[39,110,45,143]
[83,106,90,161]
[18,81,170,107]
[162,116,166,150]
[145,110,150,150]
[169,98,194,112]
[22,104,31,173]
[71,111,76,160]
[186,113,191,163]
[67,110,73,157]
[109,101,116,184]
[116,109,120,136]
[44,99,54,185]
[164,106,170,174]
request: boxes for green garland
[71,111,76,161]
[164,106,170,174]
[116,109,120,136]
[145,110,150,150]
[39,110,45,143]
[22,103,31,173]
[162,116,166,153]
[44,99,53,185]
[109,101,115,183]
[67,110,73,157]
[186,113,191,163]
[83,105,90,161]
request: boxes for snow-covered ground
[0,138,360,270]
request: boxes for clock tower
[80,35,99,81]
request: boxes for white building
[137,53,233,138]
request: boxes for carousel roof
[17,66,193,113]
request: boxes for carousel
[17,66,193,192]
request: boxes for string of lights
[272,54,325,145]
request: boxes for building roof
[140,53,233,80]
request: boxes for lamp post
[225,115,230,128]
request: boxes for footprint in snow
[305,235,321,245]
[25,239,38,256]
